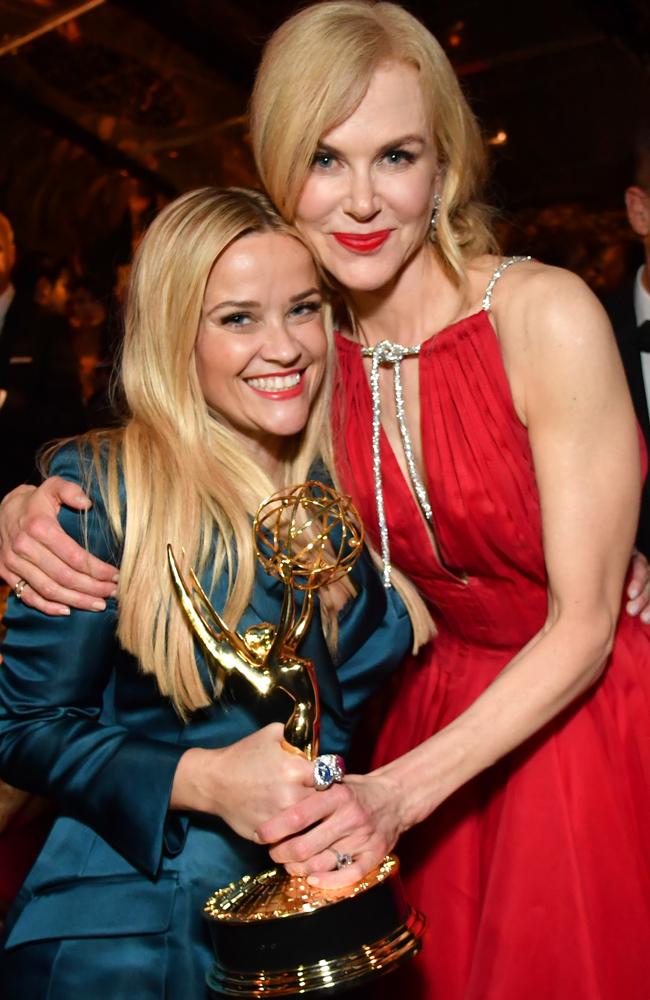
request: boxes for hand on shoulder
[0,458,119,615]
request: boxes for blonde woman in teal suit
[0,187,411,998]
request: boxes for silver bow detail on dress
[360,339,433,587]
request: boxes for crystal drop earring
[430,193,442,235]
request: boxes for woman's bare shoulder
[483,258,609,349]
[501,257,599,304]
[472,258,617,420]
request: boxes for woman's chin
[325,256,407,295]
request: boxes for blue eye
[290,299,322,318]
[312,151,335,169]
[384,149,416,166]
[222,313,251,327]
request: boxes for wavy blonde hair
[251,0,496,283]
[75,187,338,716]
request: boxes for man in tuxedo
[0,214,84,916]
[0,213,86,498]
[606,130,650,556]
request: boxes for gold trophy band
[168,482,425,997]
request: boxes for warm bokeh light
[447,20,464,48]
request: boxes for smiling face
[294,62,440,293]
[195,231,327,469]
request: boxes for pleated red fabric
[334,310,650,1000]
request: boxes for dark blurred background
[1,0,649,293]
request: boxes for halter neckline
[358,255,531,587]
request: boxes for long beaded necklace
[360,340,429,588]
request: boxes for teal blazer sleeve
[0,443,187,877]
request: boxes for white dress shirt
[0,283,14,408]
[0,282,14,335]
[634,265,650,416]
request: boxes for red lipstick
[332,230,391,253]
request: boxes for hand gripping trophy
[168,482,425,997]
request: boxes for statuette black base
[204,856,426,997]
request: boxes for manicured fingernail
[111,573,119,583]
[627,601,639,615]
[629,585,640,599]
[57,607,71,616]
[91,600,106,611]
[307,876,320,887]
[78,495,91,507]
[110,587,118,598]
[642,611,650,624]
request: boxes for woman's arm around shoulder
[0,439,120,614]
[0,476,118,614]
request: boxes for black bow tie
[636,320,650,352]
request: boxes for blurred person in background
[605,125,650,556]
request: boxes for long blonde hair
[77,187,338,716]
[251,0,496,284]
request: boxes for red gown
[334,265,650,1000]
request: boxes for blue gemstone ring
[313,753,346,791]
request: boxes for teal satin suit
[0,444,411,999]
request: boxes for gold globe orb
[253,481,364,591]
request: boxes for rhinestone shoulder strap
[482,255,532,311]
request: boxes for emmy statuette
[168,482,425,997]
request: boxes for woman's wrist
[375,730,469,832]
[371,757,437,835]
[169,746,225,813]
